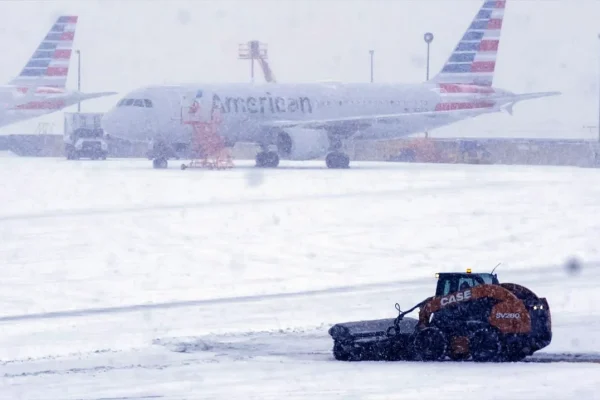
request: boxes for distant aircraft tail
[431,1,506,87]
[9,16,78,90]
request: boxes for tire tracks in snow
[0,179,533,223]
[0,262,597,323]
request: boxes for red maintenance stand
[180,101,234,170]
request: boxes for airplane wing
[262,91,561,131]
[262,106,500,131]
[71,91,119,101]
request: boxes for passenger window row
[316,99,429,107]
[117,98,154,108]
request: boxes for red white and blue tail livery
[432,1,505,87]
[10,16,78,90]
[0,16,116,128]
[101,0,561,170]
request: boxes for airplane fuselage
[101,81,503,147]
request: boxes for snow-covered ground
[1,157,600,399]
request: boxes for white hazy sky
[0,0,598,138]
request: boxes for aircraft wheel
[326,152,350,169]
[153,158,168,169]
[255,151,279,168]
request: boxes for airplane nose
[102,107,149,142]
[100,108,121,138]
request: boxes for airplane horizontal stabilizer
[511,91,561,101]
[73,92,119,101]
[497,91,561,115]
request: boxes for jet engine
[275,128,329,160]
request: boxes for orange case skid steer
[329,270,551,362]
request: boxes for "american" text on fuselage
[212,93,313,114]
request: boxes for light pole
[424,32,434,81]
[369,50,374,83]
[76,49,81,112]
[423,32,434,138]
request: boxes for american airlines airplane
[0,16,116,128]
[101,0,560,169]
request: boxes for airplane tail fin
[9,16,78,90]
[430,1,506,87]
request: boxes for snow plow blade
[329,316,420,361]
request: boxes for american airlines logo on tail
[0,15,116,125]
[10,15,78,90]
[431,1,505,87]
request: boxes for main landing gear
[325,135,350,169]
[325,152,350,169]
[153,157,168,169]
[255,149,349,169]
[254,135,350,169]
[255,149,280,168]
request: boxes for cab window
[133,99,144,107]
[437,274,488,296]
[441,280,452,296]
[458,278,476,291]
[144,99,153,108]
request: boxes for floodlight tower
[238,40,272,83]
[424,32,434,81]
[423,32,434,139]
[369,50,374,83]
[597,33,600,142]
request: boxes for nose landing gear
[148,140,179,169]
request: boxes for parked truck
[64,112,108,160]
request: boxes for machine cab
[434,270,499,297]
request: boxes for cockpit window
[117,98,154,108]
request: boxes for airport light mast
[369,50,374,83]
[238,41,275,83]
[76,49,81,112]
[424,32,434,81]
[424,32,434,139]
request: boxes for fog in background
[0,0,597,139]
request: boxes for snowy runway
[1,157,599,399]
